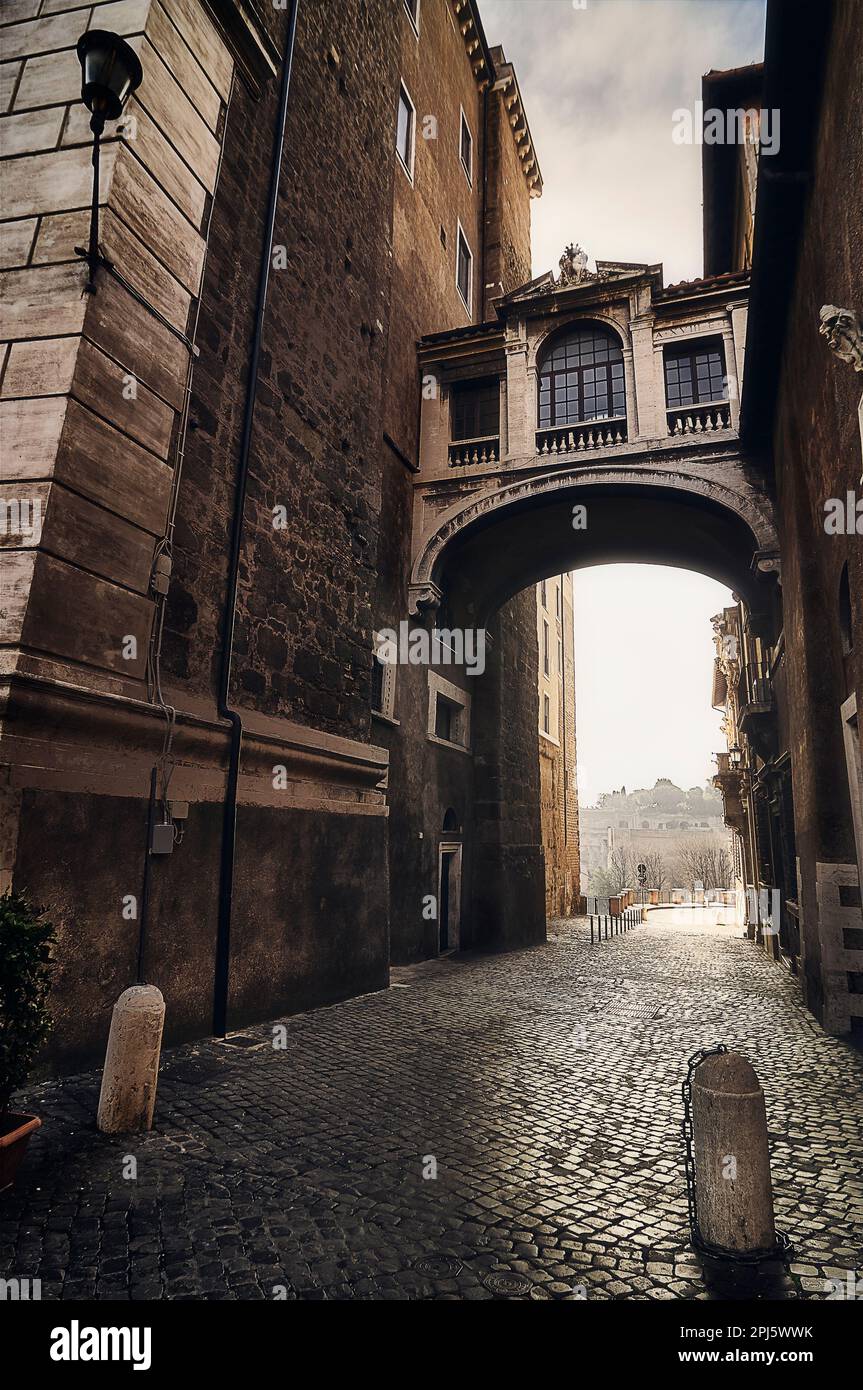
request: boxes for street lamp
[75,30,143,292]
[729,744,743,770]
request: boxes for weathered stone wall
[165,0,400,738]
[770,0,863,1032]
[483,78,533,314]
[376,4,544,962]
[1,0,395,1069]
[537,574,579,917]
[473,588,546,950]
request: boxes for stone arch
[409,457,779,622]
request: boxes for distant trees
[671,840,734,890]
[587,839,733,896]
[640,850,668,890]
[590,845,634,896]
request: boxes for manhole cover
[603,998,661,1020]
[413,1255,463,1278]
[483,1271,533,1298]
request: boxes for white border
[455,218,473,314]
[403,0,420,39]
[459,105,473,187]
[396,80,416,183]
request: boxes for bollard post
[97,985,165,1134]
[590,914,594,944]
[689,1051,776,1256]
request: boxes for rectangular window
[543,619,550,675]
[459,108,473,185]
[664,338,728,408]
[558,638,563,673]
[435,696,457,741]
[456,223,472,312]
[396,83,415,180]
[555,584,561,617]
[428,672,470,751]
[451,378,499,441]
[541,580,548,609]
[543,694,550,734]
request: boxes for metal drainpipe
[212,0,300,1038]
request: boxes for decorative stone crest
[819,304,863,372]
[557,243,591,287]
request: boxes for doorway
[438,842,462,953]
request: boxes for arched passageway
[399,470,781,960]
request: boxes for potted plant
[0,889,55,1192]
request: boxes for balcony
[448,434,501,467]
[536,418,627,457]
[666,400,732,436]
[738,667,775,760]
[713,752,745,830]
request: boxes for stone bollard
[97,986,165,1134]
[691,1051,776,1255]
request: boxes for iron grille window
[451,379,499,440]
[664,338,727,408]
[538,325,625,428]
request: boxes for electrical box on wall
[150,823,174,855]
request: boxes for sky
[478,0,766,803]
[571,564,732,805]
[481,0,767,285]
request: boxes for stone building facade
[580,782,732,894]
[708,1,863,1035]
[536,573,579,917]
[0,0,545,1066]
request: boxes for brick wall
[165,0,400,739]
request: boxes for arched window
[538,324,625,428]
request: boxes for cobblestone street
[3,913,862,1302]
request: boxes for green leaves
[0,890,56,1118]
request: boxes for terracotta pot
[0,1113,41,1193]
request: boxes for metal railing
[589,905,644,943]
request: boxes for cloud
[481,0,766,283]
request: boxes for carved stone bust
[819,304,863,372]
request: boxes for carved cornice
[202,0,279,99]
[0,672,388,811]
